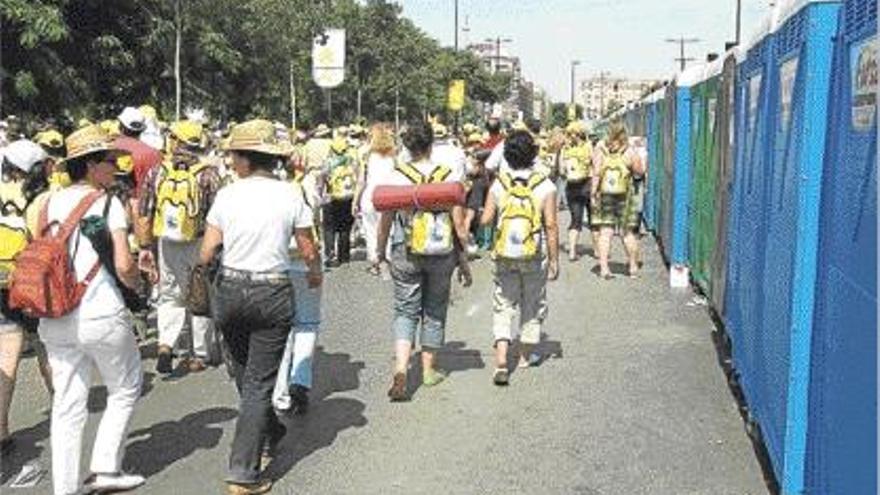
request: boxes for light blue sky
[398,0,771,102]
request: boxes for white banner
[312,29,346,89]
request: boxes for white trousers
[39,311,142,495]
[157,238,211,357]
[360,207,390,265]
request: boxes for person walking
[0,139,53,455]
[376,121,472,402]
[560,122,594,262]
[591,125,646,279]
[357,123,397,276]
[321,137,357,267]
[480,130,559,385]
[138,120,222,374]
[199,120,321,495]
[32,125,145,494]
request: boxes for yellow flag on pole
[448,80,465,111]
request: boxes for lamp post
[570,60,582,106]
[485,37,513,74]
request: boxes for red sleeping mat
[372,183,466,212]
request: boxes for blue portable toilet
[806,0,877,493]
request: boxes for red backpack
[8,190,104,318]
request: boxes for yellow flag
[448,80,465,111]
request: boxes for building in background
[578,75,663,120]
[467,41,543,122]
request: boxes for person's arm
[480,187,497,226]
[294,227,323,288]
[451,205,472,287]
[629,149,646,176]
[198,224,223,266]
[375,211,394,265]
[591,152,603,198]
[543,191,560,281]
[112,228,139,288]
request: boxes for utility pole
[735,0,742,46]
[570,60,581,106]
[175,0,182,120]
[454,0,459,50]
[394,87,400,132]
[462,16,470,48]
[289,59,296,128]
[665,36,700,71]
[485,37,512,74]
[598,71,611,118]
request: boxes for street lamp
[570,60,582,106]
[485,37,513,74]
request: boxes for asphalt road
[3,235,769,495]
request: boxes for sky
[397,0,772,102]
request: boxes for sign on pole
[447,80,465,111]
[312,29,346,89]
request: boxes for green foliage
[0,0,510,128]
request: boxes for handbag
[186,264,211,317]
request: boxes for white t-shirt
[430,140,467,181]
[40,185,128,327]
[489,169,557,254]
[361,153,397,213]
[206,176,313,272]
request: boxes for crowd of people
[0,106,646,494]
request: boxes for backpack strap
[396,162,425,185]
[428,165,451,183]
[57,191,105,243]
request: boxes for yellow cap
[330,137,348,154]
[34,130,65,150]
[170,120,204,148]
[467,132,484,145]
[99,119,120,136]
[139,104,158,121]
[432,123,448,138]
[77,118,93,129]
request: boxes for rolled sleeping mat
[372,182,466,212]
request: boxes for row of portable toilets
[612,0,877,493]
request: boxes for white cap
[118,106,146,133]
[2,139,48,174]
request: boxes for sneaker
[387,372,408,402]
[83,472,145,493]
[492,368,509,386]
[422,368,447,387]
[227,480,272,495]
[289,384,309,415]
[156,346,173,375]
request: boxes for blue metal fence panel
[807,0,877,493]
[671,86,692,264]
[660,89,677,260]
[645,101,659,231]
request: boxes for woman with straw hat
[36,124,145,495]
[198,119,321,495]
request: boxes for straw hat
[222,119,289,156]
[63,124,119,162]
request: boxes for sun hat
[313,124,331,138]
[222,119,289,156]
[63,124,119,162]
[2,140,48,173]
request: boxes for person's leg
[362,209,379,265]
[156,239,187,372]
[389,247,420,399]
[226,282,292,485]
[491,261,519,384]
[288,268,322,411]
[40,325,90,495]
[623,230,641,276]
[84,312,143,481]
[337,199,354,263]
[598,226,614,278]
[566,183,585,261]
[28,333,54,395]
[419,254,456,385]
[519,261,549,366]
[0,327,23,442]
[322,204,336,263]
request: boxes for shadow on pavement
[406,340,485,399]
[122,407,238,477]
[0,418,49,485]
[265,347,367,482]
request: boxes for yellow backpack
[326,153,357,200]
[0,181,30,288]
[493,172,545,260]
[562,144,590,182]
[599,151,631,196]
[396,162,455,256]
[152,160,210,241]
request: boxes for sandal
[422,369,447,387]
